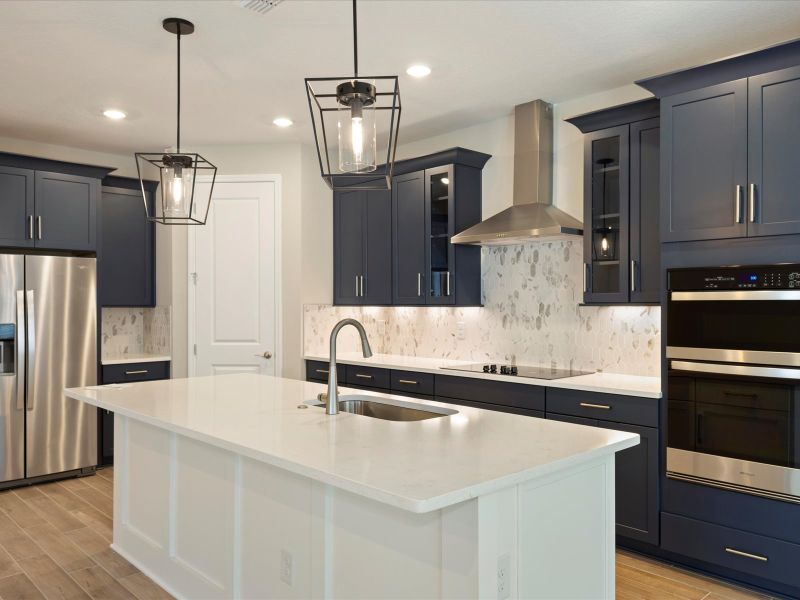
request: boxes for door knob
[254,351,273,359]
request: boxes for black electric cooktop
[441,363,594,380]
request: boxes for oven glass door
[667,296,800,355]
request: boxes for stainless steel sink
[309,395,456,422]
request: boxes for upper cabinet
[333,188,392,306]
[0,166,34,248]
[747,65,800,237]
[0,153,112,252]
[99,177,157,307]
[568,99,661,305]
[637,39,800,243]
[333,148,489,307]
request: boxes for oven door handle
[696,413,704,446]
[670,360,800,381]
[670,290,800,301]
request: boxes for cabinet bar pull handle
[734,185,743,224]
[360,275,364,298]
[125,369,148,375]
[398,379,418,385]
[36,216,42,240]
[417,273,422,297]
[579,402,611,410]
[355,373,373,379]
[355,276,360,297]
[315,368,330,374]
[583,263,589,293]
[749,183,757,223]
[446,271,451,296]
[28,216,33,240]
[725,548,768,562]
[631,260,637,292]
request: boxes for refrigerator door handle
[15,291,25,411]
[25,290,35,411]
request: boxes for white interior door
[190,177,279,377]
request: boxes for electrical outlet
[497,553,510,600]
[280,549,293,586]
[456,320,466,341]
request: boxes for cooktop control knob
[490,364,497,373]
[482,365,491,372]
[510,366,518,375]
[500,366,509,375]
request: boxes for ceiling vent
[239,0,284,15]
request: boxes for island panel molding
[306,240,661,377]
[111,413,619,600]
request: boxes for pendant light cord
[177,28,181,153]
[352,0,358,78]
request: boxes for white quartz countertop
[65,373,638,513]
[101,354,172,366]
[304,353,662,399]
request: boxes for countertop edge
[65,385,639,513]
[101,355,172,366]
[304,354,662,399]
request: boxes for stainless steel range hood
[451,100,583,246]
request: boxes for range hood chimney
[451,100,583,246]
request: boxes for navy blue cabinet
[333,148,488,307]
[35,171,99,251]
[0,166,34,248]
[630,118,661,303]
[657,66,800,242]
[748,64,800,238]
[661,80,749,242]
[99,179,156,307]
[392,171,427,304]
[333,189,392,305]
[546,387,659,545]
[568,99,660,304]
[392,164,482,306]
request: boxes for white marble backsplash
[304,241,661,376]
[102,306,172,360]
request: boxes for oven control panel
[669,264,800,290]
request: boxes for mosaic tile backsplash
[304,241,661,376]
[101,306,172,359]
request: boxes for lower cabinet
[661,513,800,594]
[304,359,658,546]
[99,361,171,465]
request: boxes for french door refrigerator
[0,253,97,484]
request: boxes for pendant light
[305,0,401,190]
[136,18,217,225]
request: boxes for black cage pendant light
[305,0,401,190]
[136,18,217,225]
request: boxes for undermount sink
[309,395,457,422]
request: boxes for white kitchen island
[66,373,638,600]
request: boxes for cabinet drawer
[696,379,791,411]
[546,413,599,427]
[546,388,657,427]
[391,370,434,396]
[305,360,343,383]
[102,361,170,384]
[661,513,800,590]
[435,375,544,412]
[436,397,543,419]
[345,365,390,390]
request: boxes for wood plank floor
[0,468,776,599]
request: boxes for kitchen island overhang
[66,373,638,599]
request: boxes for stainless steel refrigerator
[0,254,97,484]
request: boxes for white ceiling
[1,0,799,155]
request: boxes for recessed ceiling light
[273,117,293,128]
[406,64,431,78]
[103,109,127,120]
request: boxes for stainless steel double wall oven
[666,263,800,503]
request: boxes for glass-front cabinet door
[583,125,630,303]
[425,165,455,305]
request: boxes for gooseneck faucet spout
[327,319,372,415]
